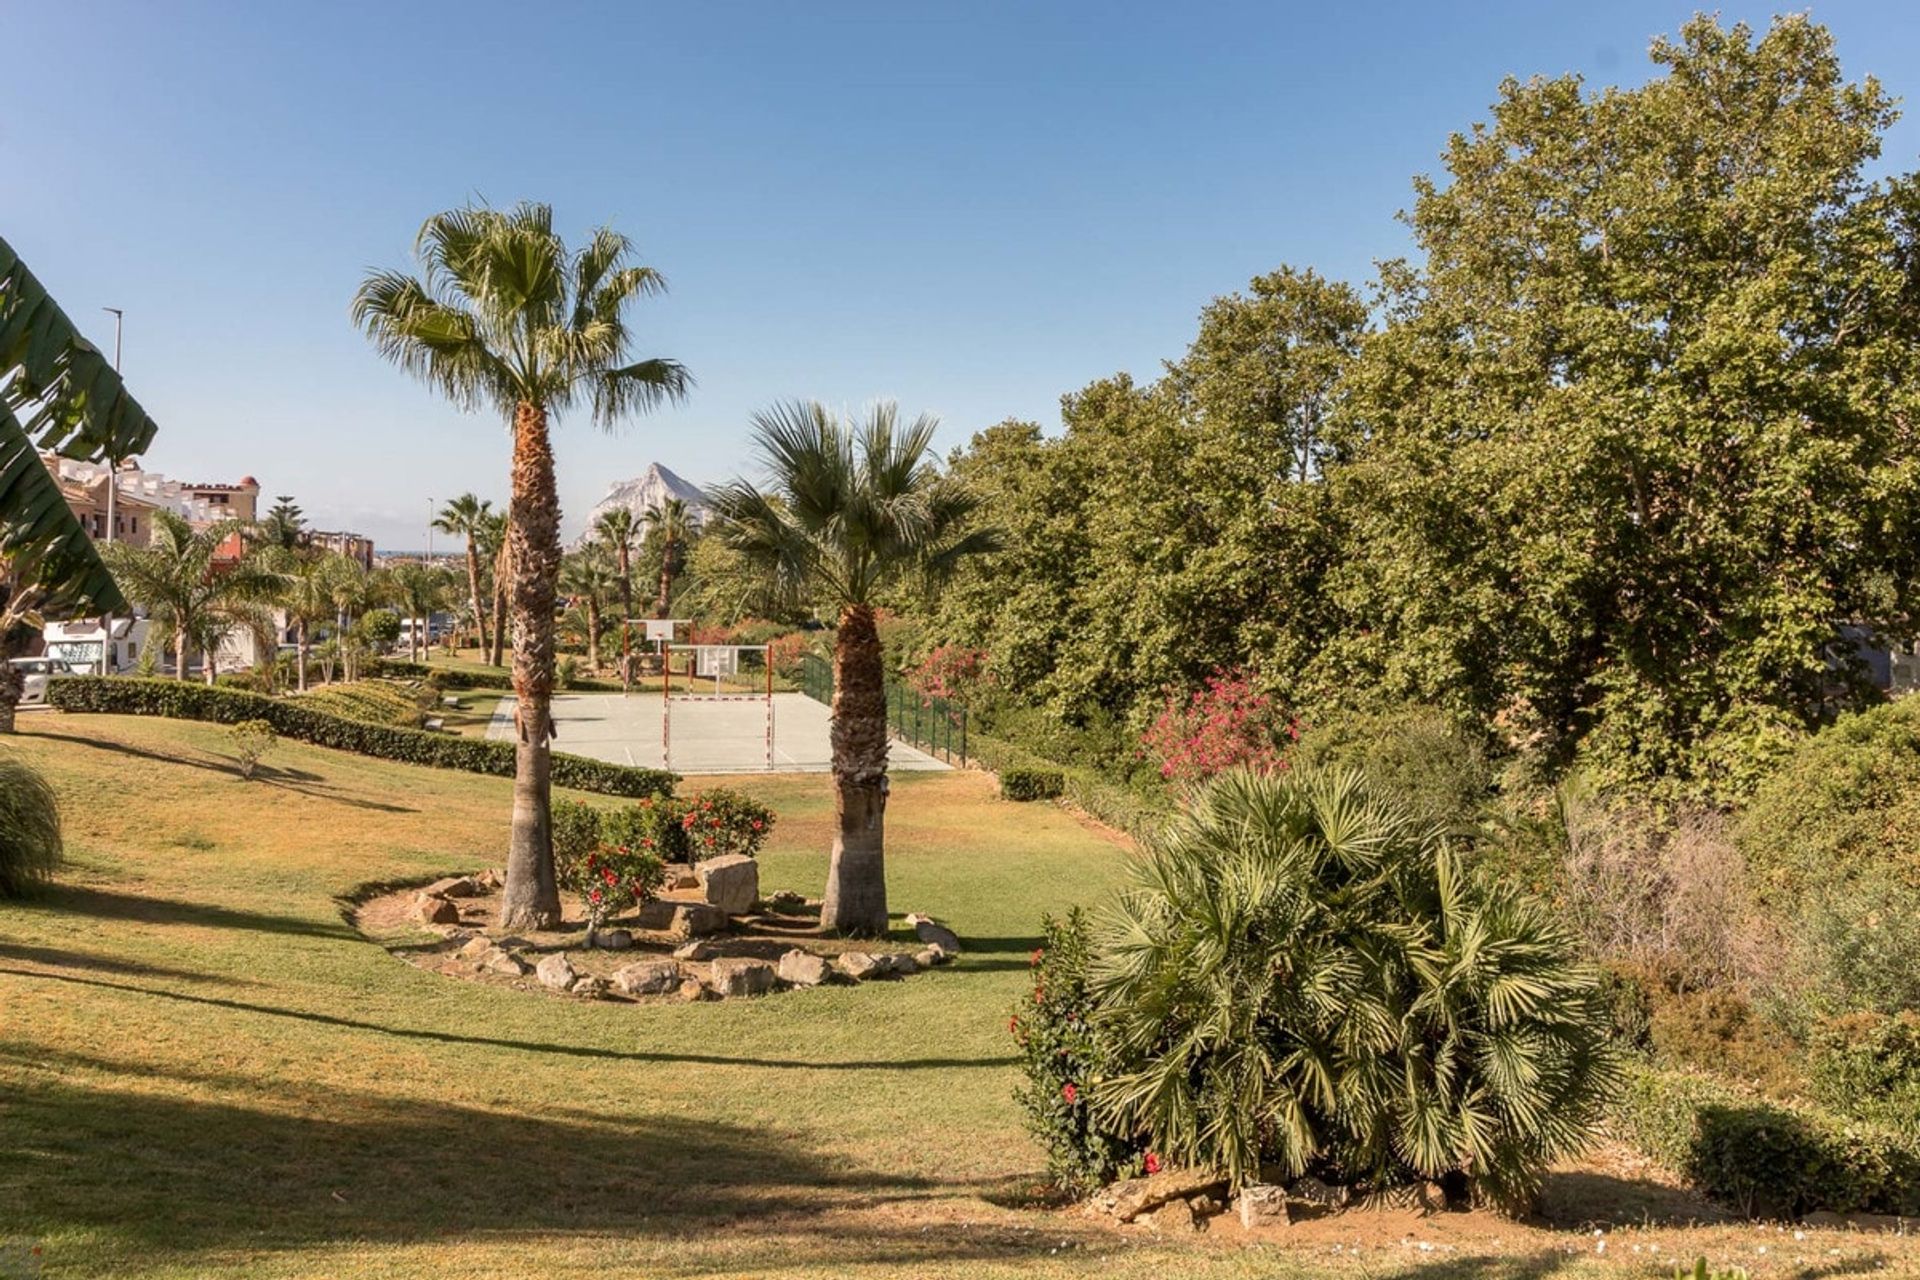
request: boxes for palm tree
[594,506,638,668]
[560,542,616,671]
[644,497,694,617]
[277,552,339,691]
[708,401,994,934]
[389,562,452,663]
[104,513,284,682]
[476,509,509,667]
[434,493,494,655]
[353,202,689,930]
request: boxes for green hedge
[968,731,1171,840]
[1616,1066,1920,1218]
[368,658,626,695]
[48,677,676,799]
[999,766,1065,802]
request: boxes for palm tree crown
[105,512,284,681]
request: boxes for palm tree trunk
[176,626,190,681]
[586,594,601,671]
[466,544,489,657]
[821,602,890,935]
[488,532,510,668]
[297,619,310,692]
[501,401,563,931]
[617,546,633,677]
[656,559,671,618]
[0,634,22,734]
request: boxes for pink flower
[1144,1152,1162,1175]
[1061,1083,1078,1104]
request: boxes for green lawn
[0,714,1903,1279]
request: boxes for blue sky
[5,1,1917,550]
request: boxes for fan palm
[644,497,694,617]
[476,509,509,667]
[593,506,638,670]
[708,401,995,934]
[277,552,340,691]
[389,562,452,662]
[434,493,494,654]
[353,202,689,929]
[104,513,284,683]
[1089,767,1620,1207]
[559,542,617,671]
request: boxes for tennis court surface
[487,691,952,775]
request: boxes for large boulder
[535,953,577,992]
[1235,1184,1289,1230]
[696,854,760,916]
[612,959,681,996]
[672,941,717,961]
[660,862,699,890]
[669,903,726,940]
[710,956,777,997]
[413,894,460,926]
[777,949,830,987]
[835,951,883,981]
[482,948,530,977]
[905,913,961,954]
[633,899,678,930]
[1110,1169,1230,1223]
[423,875,480,899]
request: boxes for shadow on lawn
[28,725,417,813]
[0,966,1014,1071]
[0,940,249,986]
[18,883,355,940]
[1389,1251,1887,1279]
[3,1063,1089,1269]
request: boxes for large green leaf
[0,400,125,615]
[0,235,159,463]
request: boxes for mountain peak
[577,463,708,544]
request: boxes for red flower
[1030,948,1043,966]
[589,888,603,904]
[1144,1152,1162,1175]
[1062,1083,1078,1104]
[602,868,617,885]
[751,819,763,831]
[1008,1015,1018,1034]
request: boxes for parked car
[9,656,79,705]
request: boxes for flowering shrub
[558,840,664,937]
[1139,666,1294,784]
[1012,910,1148,1195]
[905,644,989,703]
[678,788,776,860]
[766,630,811,677]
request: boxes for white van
[9,657,79,705]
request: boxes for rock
[835,951,883,981]
[905,913,962,953]
[1417,1181,1449,1214]
[777,949,830,987]
[423,875,480,899]
[1236,1184,1289,1229]
[1110,1169,1231,1223]
[475,868,504,890]
[535,953,577,992]
[632,899,678,930]
[1287,1175,1349,1212]
[1143,1198,1198,1234]
[672,941,717,961]
[571,976,611,1000]
[768,889,808,913]
[916,943,952,967]
[661,862,699,890]
[595,929,634,950]
[611,959,681,996]
[670,902,726,940]
[890,953,920,976]
[696,854,760,916]
[483,948,530,977]
[458,935,496,959]
[677,977,716,1002]
[413,894,460,926]
[710,956,777,996]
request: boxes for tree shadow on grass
[0,966,1015,1071]
[28,725,417,813]
[17,883,355,940]
[1386,1250,1888,1279]
[0,940,249,986]
[2,1063,1102,1271]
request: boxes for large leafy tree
[434,493,494,655]
[1328,15,1920,795]
[353,202,688,930]
[104,514,283,683]
[0,235,160,729]
[709,402,994,934]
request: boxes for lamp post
[101,307,123,675]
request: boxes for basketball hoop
[660,640,776,770]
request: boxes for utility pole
[101,307,123,675]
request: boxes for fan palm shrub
[0,755,62,897]
[354,201,688,929]
[1084,768,1619,1209]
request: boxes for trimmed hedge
[999,766,1065,802]
[969,731,1171,840]
[48,677,676,799]
[368,658,626,695]
[1616,1066,1920,1218]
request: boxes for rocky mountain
[577,463,707,544]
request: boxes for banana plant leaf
[0,399,126,614]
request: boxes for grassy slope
[0,714,1904,1279]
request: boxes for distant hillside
[577,463,707,544]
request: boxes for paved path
[488,691,951,775]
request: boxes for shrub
[1012,910,1146,1195]
[1139,666,1291,784]
[1646,988,1805,1099]
[556,840,664,938]
[556,656,579,690]
[359,608,402,649]
[905,644,989,703]
[602,795,688,863]
[1289,700,1491,832]
[676,788,775,861]
[227,719,278,780]
[1616,1066,1920,1217]
[999,766,1065,802]
[1807,1012,1920,1130]
[47,677,676,799]
[295,680,425,729]
[0,756,62,898]
[551,798,607,872]
[1761,869,1920,1028]
[1087,768,1620,1206]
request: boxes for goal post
[660,641,776,771]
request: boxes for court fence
[797,652,969,767]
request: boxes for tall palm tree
[353,202,689,930]
[434,493,494,655]
[104,513,284,682]
[559,542,616,671]
[277,552,339,691]
[476,509,509,667]
[594,506,638,669]
[708,401,994,934]
[644,497,694,617]
[389,562,451,662]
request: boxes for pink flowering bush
[905,644,990,703]
[557,841,664,937]
[676,788,776,860]
[1139,667,1295,784]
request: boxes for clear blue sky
[5,1,1917,550]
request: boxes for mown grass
[0,713,1906,1279]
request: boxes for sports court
[487,690,952,775]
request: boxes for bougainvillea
[905,644,990,703]
[1139,666,1294,784]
